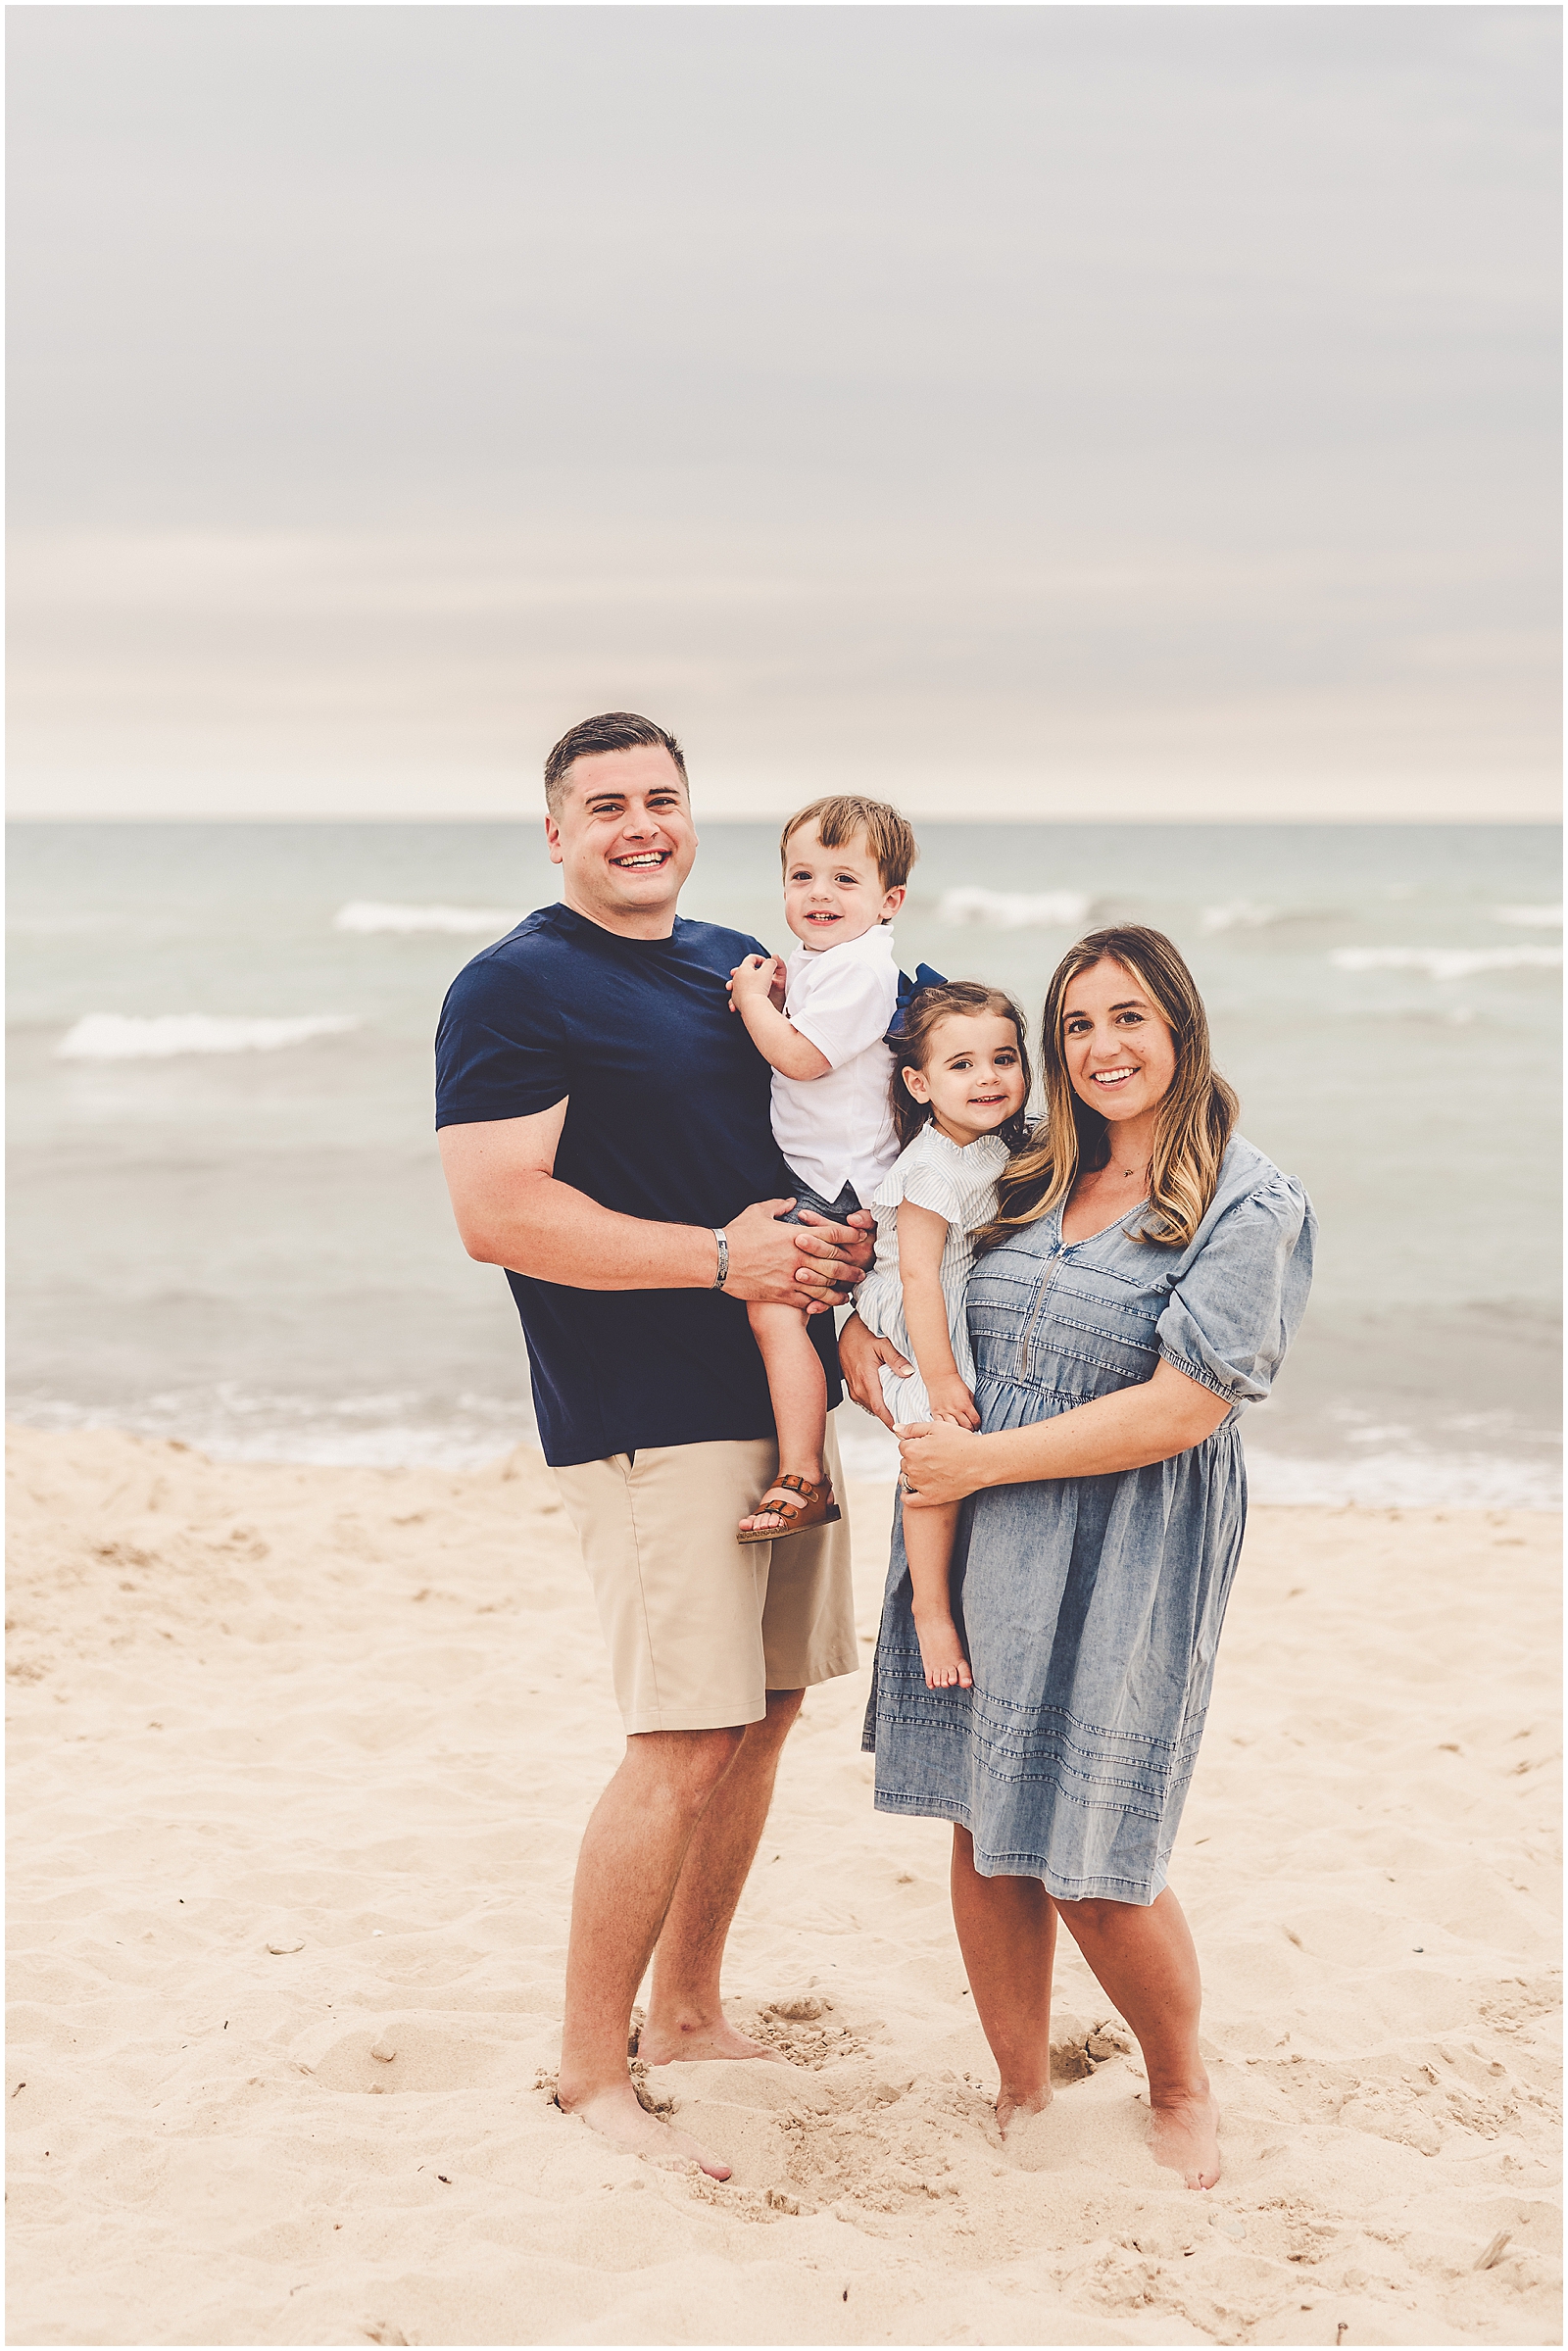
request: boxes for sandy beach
[6,1423,1560,2348]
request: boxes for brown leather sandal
[736,1472,842,1544]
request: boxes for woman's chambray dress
[863,1136,1314,1905]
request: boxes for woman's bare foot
[738,1470,824,1538]
[995,2080,1053,2138]
[639,2013,786,2068]
[1148,2084,1221,2189]
[912,1610,973,1690]
[557,2079,732,2180]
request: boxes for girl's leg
[903,1495,970,1688]
[1053,1888,1220,2188]
[949,1826,1057,2134]
[740,1303,827,1533]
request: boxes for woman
[840,925,1314,2190]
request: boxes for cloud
[7,9,1560,818]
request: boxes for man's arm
[437,1103,868,1307]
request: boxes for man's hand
[898,1419,987,1507]
[722,1200,865,1309]
[790,1206,873,1309]
[925,1374,980,1431]
[838,1311,913,1427]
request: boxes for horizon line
[5,810,1561,829]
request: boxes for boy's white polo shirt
[770,923,901,1205]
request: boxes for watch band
[710,1227,729,1290]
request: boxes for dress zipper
[1016,1226,1063,1384]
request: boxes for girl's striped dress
[853,1124,1009,1424]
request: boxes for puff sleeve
[894,1160,969,1226]
[1155,1176,1316,1407]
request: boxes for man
[435,711,872,2179]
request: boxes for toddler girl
[855,982,1031,1687]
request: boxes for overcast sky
[7,4,1561,820]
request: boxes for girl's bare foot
[557,2079,732,2179]
[1148,2084,1221,2189]
[912,1611,973,1690]
[996,2080,1052,2138]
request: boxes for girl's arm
[900,1361,1230,1505]
[727,955,831,1081]
[896,1202,979,1429]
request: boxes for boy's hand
[926,1374,980,1430]
[727,954,786,1010]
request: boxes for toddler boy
[727,796,916,1539]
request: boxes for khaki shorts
[554,1422,858,1735]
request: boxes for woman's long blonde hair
[977,926,1238,1253]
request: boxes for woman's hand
[898,1418,989,1506]
[838,1312,912,1428]
[925,1374,979,1431]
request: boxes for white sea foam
[334,901,519,936]
[1331,945,1562,982]
[7,1388,532,1471]
[57,1013,360,1060]
[1491,904,1563,928]
[1244,1445,1561,1511]
[937,887,1092,930]
[1201,900,1281,933]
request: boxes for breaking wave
[334,901,519,936]
[937,887,1092,930]
[58,1013,361,1060]
[1331,946,1562,982]
[1492,904,1563,928]
[1201,901,1282,933]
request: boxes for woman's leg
[741,1303,826,1531]
[1053,1887,1220,2188]
[903,1496,970,1688]
[949,1826,1058,2133]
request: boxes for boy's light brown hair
[779,796,919,894]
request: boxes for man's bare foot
[995,2081,1052,2139]
[556,2078,732,2180]
[640,2014,787,2068]
[1148,2085,1221,2189]
[912,1611,973,1690]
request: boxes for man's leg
[640,1687,804,2064]
[556,1725,747,2177]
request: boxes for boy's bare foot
[1148,2084,1221,2189]
[556,2079,732,2180]
[996,2081,1052,2138]
[639,2013,786,2068]
[912,1612,973,1690]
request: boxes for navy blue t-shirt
[434,903,843,1467]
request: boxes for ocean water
[7,820,1561,1507]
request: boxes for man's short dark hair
[544,712,688,815]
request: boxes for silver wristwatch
[710,1226,729,1290]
